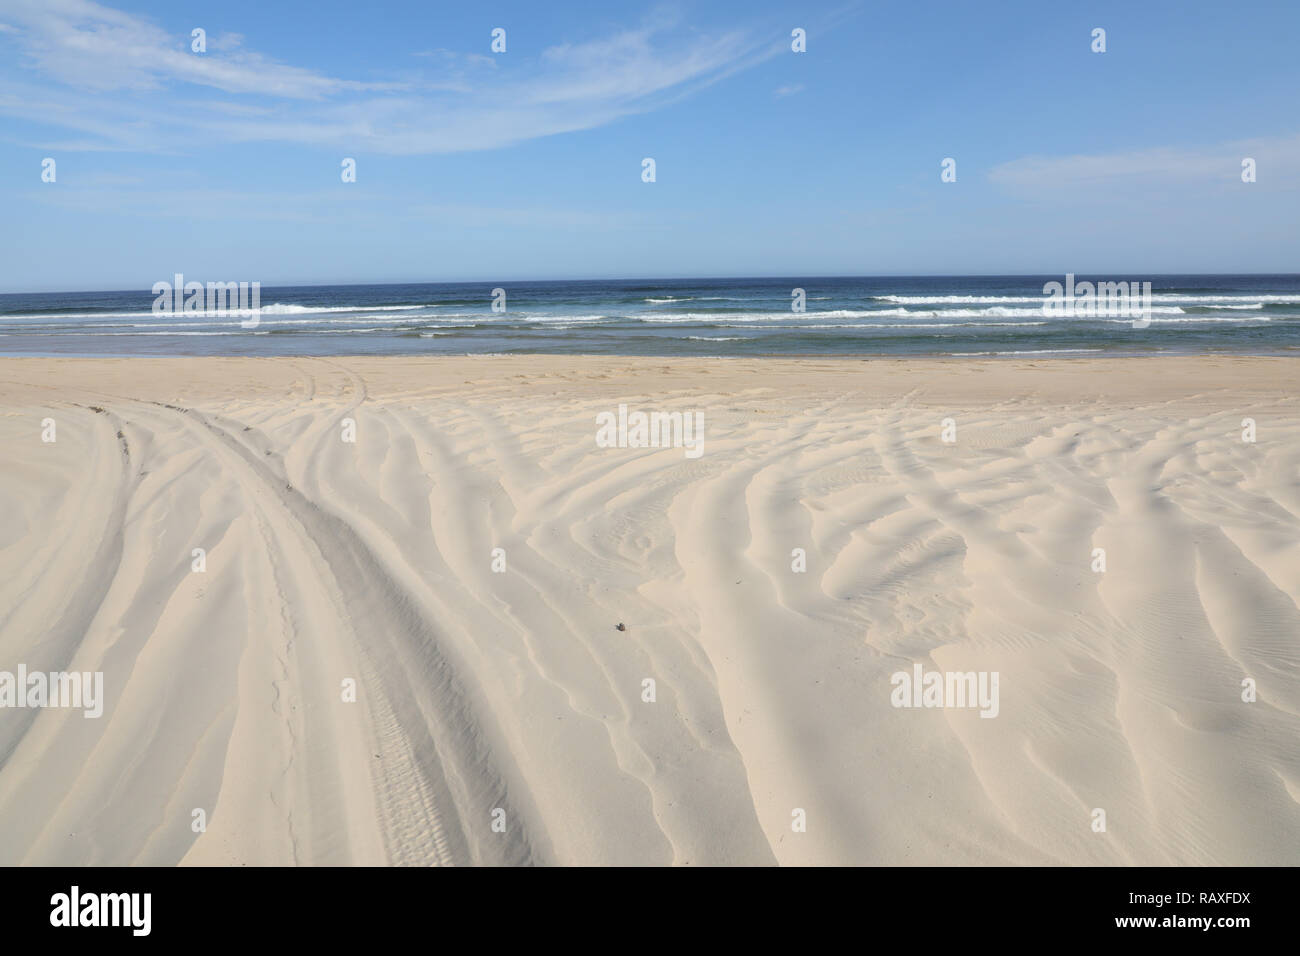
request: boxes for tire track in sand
[157,401,543,865]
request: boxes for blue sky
[1,0,1298,292]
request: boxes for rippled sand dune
[0,355,1297,866]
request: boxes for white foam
[881,293,1300,305]
[959,348,1105,355]
[257,303,432,314]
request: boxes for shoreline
[1,353,1294,408]
[2,346,1298,361]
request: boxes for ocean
[3,274,1299,358]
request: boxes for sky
[1,0,1298,292]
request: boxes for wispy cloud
[0,0,781,154]
[989,133,1300,195]
[773,83,804,97]
[0,0,395,97]
[208,32,242,52]
[21,181,646,230]
[412,49,497,69]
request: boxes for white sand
[0,355,1297,865]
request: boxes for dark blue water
[2,275,1299,357]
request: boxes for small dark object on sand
[615,623,626,632]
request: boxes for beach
[1,354,1297,866]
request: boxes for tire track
[156,401,543,865]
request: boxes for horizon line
[4,271,1300,297]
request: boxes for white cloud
[209,32,243,52]
[412,49,496,69]
[989,134,1300,194]
[0,0,394,97]
[0,0,780,154]
[20,181,643,231]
